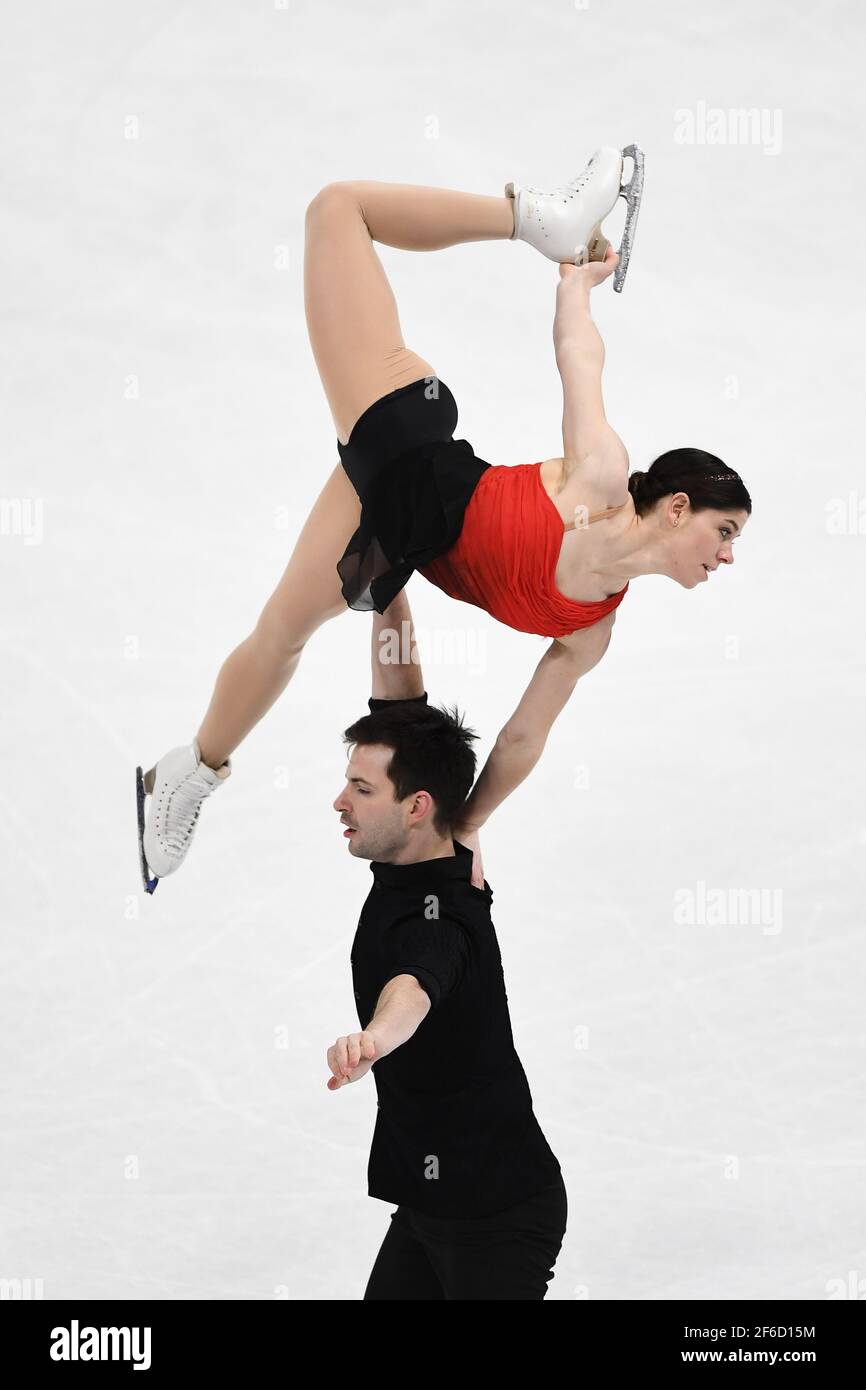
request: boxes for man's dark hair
[342,702,479,836]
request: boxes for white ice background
[1,0,864,1301]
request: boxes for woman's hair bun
[627,449,752,519]
[627,470,648,501]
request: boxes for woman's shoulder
[562,427,631,504]
[540,447,632,526]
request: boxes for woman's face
[665,496,750,588]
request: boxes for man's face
[333,743,410,862]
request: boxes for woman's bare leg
[194,180,514,769]
[194,462,359,769]
[304,180,514,444]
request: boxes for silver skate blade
[136,765,159,895]
[613,144,644,293]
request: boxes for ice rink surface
[2,0,864,1300]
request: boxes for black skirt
[336,376,490,613]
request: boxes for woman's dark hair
[341,702,478,836]
[628,448,752,518]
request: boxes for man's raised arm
[370,590,426,704]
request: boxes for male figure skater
[327,588,571,1300]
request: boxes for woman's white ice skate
[135,739,231,894]
[506,144,645,291]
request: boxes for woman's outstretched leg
[304,180,514,445]
[194,462,360,769]
[139,460,360,891]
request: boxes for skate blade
[613,144,644,293]
[135,765,159,895]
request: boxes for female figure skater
[136,146,751,893]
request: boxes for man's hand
[454,824,485,890]
[326,1030,377,1090]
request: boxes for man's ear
[406,788,435,827]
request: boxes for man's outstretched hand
[326,1031,377,1089]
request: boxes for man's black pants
[364,1176,567,1300]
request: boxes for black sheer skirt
[336,376,490,613]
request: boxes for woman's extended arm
[554,255,630,489]
[457,614,615,833]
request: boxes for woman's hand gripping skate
[553,249,619,365]
[558,245,619,291]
